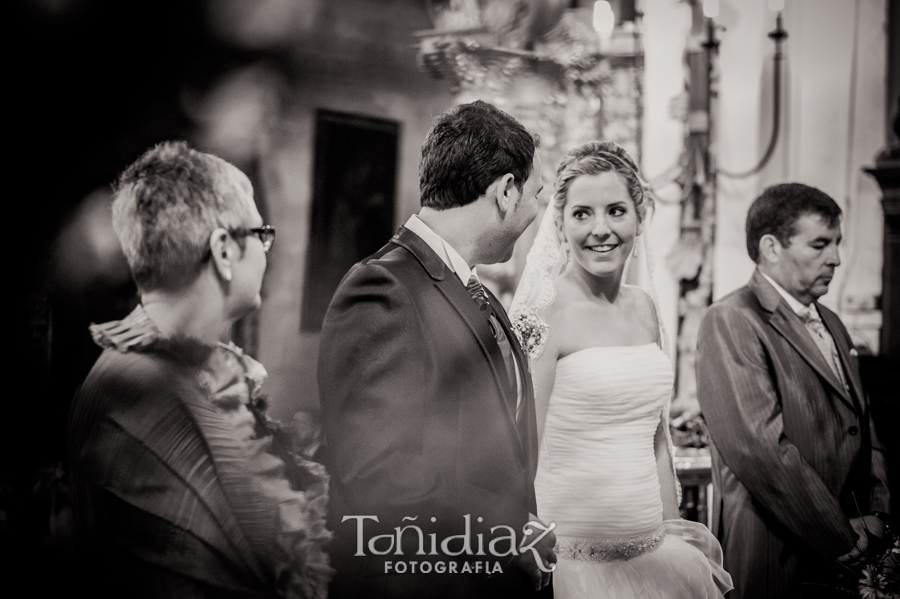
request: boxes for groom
[318,100,554,599]
[696,183,891,598]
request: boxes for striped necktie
[798,307,848,393]
[466,275,491,312]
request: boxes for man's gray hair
[112,141,255,291]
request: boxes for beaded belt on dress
[554,524,666,562]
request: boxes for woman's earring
[632,242,639,259]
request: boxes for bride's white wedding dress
[536,343,732,599]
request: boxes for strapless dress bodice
[535,344,674,539]
[530,343,732,597]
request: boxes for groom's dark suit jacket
[318,226,545,599]
[696,269,890,599]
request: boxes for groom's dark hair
[745,182,842,263]
[419,100,538,210]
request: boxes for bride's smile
[563,170,641,278]
[584,243,618,253]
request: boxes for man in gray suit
[696,183,891,598]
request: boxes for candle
[593,1,615,36]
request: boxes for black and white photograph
[5,0,899,597]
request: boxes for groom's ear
[494,173,517,213]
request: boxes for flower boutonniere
[510,309,549,361]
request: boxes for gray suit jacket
[696,269,890,599]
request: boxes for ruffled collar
[89,305,215,366]
[90,305,268,402]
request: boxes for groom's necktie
[466,275,518,410]
[798,307,848,393]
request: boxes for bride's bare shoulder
[621,284,660,333]
[622,284,655,310]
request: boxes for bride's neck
[567,263,624,303]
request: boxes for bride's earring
[632,242,639,259]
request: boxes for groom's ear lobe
[494,173,517,213]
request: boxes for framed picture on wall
[301,109,399,332]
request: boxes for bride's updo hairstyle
[551,141,654,249]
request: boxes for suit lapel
[818,306,865,410]
[750,270,856,412]
[392,227,520,421]
[435,277,517,401]
[484,285,532,406]
[485,286,538,477]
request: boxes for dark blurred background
[8,1,232,589]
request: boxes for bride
[510,141,732,598]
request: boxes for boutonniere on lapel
[509,309,548,362]
[850,348,859,358]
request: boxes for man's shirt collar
[405,214,474,285]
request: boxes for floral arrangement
[857,525,899,599]
[510,309,549,360]
[812,518,899,598]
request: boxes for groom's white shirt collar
[759,271,821,319]
[405,214,476,286]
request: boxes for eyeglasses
[231,224,276,253]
